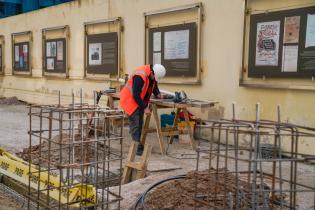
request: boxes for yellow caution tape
[0,149,96,207]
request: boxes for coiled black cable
[132,175,186,210]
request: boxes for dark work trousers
[128,108,144,142]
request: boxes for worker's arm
[153,82,161,98]
[132,76,146,109]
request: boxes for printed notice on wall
[305,14,315,48]
[57,41,63,61]
[284,16,300,44]
[255,21,280,66]
[281,45,298,72]
[153,52,161,64]
[47,42,56,57]
[89,43,102,65]
[15,45,19,62]
[153,32,161,52]
[47,58,54,70]
[51,42,56,57]
[164,30,189,60]
[46,42,51,57]
[23,45,28,62]
[102,42,116,65]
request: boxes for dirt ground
[0,186,25,210]
[0,102,314,209]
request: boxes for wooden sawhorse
[140,99,217,155]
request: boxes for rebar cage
[28,102,124,210]
[194,104,315,210]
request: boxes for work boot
[136,143,144,156]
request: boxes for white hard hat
[152,64,166,81]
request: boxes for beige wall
[0,0,314,154]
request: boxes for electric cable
[132,174,186,210]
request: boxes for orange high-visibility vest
[120,65,154,116]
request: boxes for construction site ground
[0,102,314,209]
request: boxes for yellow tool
[0,148,96,208]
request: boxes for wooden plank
[161,130,180,136]
[121,142,137,184]
[151,104,166,155]
[124,162,144,171]
[136,144,152,179]
[169,108,180,144]
[122,143,152,183]
[182,108,196,150]
[143,128,156,133]
[140,112,151,145]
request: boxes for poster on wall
[305,14,315,48]
[15,45,19,62]
[23,44,28,62]
[281,45,298,72]
[153,32,161,52]
[57,41,63,61]
[46,42,51,57]
[284,16,300,44]
[89,43,102,65]
[153,52,161,64]
[102,41,116,64]
[164,29,189,60]
[19,45,24,67]
[50,42,56,57]
[255,21,280,66]
[47,58,54,70]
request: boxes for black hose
[132,175,186,210]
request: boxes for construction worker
[120,64,166,155]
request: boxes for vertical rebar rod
[106,114,110,209]
[251,103,260,209]
[194,147,200,210]
[293,127,299,208]
[37,108,43,209]
[224,128,228,209]
[277,105,284,209]
[233,103,239,209]
[28,106,32,209]
[214,123,222,207]
[207,124,215,207]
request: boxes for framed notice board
[148,23,197,77]
[13,42,30,72]
[248,6,315,78]
[44,38,66,73]
[86,32,118,75]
